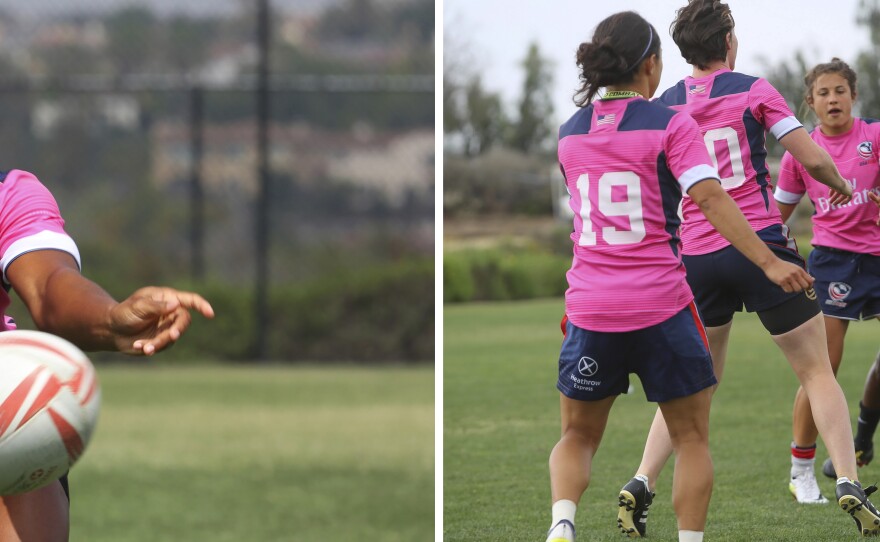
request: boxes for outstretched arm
[688,180,814,293]
[6,250,214,355]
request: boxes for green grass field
[68,365,433,542]
[444,298,879,541]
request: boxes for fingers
[869,192,880,225]
[128,287,215,319]
[791,269,814,292]
[782,268,813,293]
[133,306,193,356]
[121,286,211,356]
[173,291,215,319]
[827,189,852,206]
[770,262,813,294]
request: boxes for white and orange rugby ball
[0,330,100,494]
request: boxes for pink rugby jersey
[776,117,880,256]
[0,170,81,330]
[656,68,803,255]
[558,97,719,332]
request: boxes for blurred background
[0,1,435,540]
[0,0,434,363]
[443,0,880,303]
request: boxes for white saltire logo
[578,356,599,377]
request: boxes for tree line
[444,42,555,157]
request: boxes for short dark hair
[670,0,734,70]
[804,57,858,104]
[573,11,660,107]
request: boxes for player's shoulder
[853,118,880,149]
[0,169,38,183]
[559,104,594,140]
[710,71,762,98]
[656,81,687,106]
[617,99,680,132]
[0,170,54,203]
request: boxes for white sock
[551,499,577,529]
[634,473,651,491]
[679,530,704,542]
[791,456,815,476]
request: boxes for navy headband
[625,24,654,73]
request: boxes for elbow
[803,160,828,178]
[29,309,55,334]
[694,192,720,216]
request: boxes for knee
[668,422,710,450]
[560,425,602,452]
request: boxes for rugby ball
[0,330,100,494]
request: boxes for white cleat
[790,469,829,504]
[545,519,575,542]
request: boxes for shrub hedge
[443,247,569,303]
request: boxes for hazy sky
[0,0,343,17]
[444,0,870,124]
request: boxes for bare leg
[862,347,880,410]
[658,387,713,532]
[549,394,616,504]
[634,321,732,489]
[0,481,69,542]
[772,313,857,480]
[791,316,848,447]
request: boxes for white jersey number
[576,172,646,246]
[704,127,747,190]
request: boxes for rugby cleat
[545,519,575,542]
[789,468,829,504]
[617,477,654,538]
[836,480,880,537]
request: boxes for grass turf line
[70,365,433,542]
[444,298,878,542]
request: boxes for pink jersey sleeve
[749,78,802,140]
[663,112,720,192]
[774,151,806,205]
[0,170,80,283]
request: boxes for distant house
[31,94,140,137]
[150,120,434,206]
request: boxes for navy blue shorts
[557,303,716,403]
[809,247,880,321]
[682,224,806,327]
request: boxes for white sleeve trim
[770,116,803,141]
[678,164,720,193]
[774,187,804,205]
[1,230,81,284]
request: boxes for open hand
[108,287,215,355]
[827,183,853,206]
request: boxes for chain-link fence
[0,0,435,362]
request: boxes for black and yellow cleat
[617,477,654,538]
[837,480,880,537]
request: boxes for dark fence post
[254,0,271,361]
[189,84,205,283]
